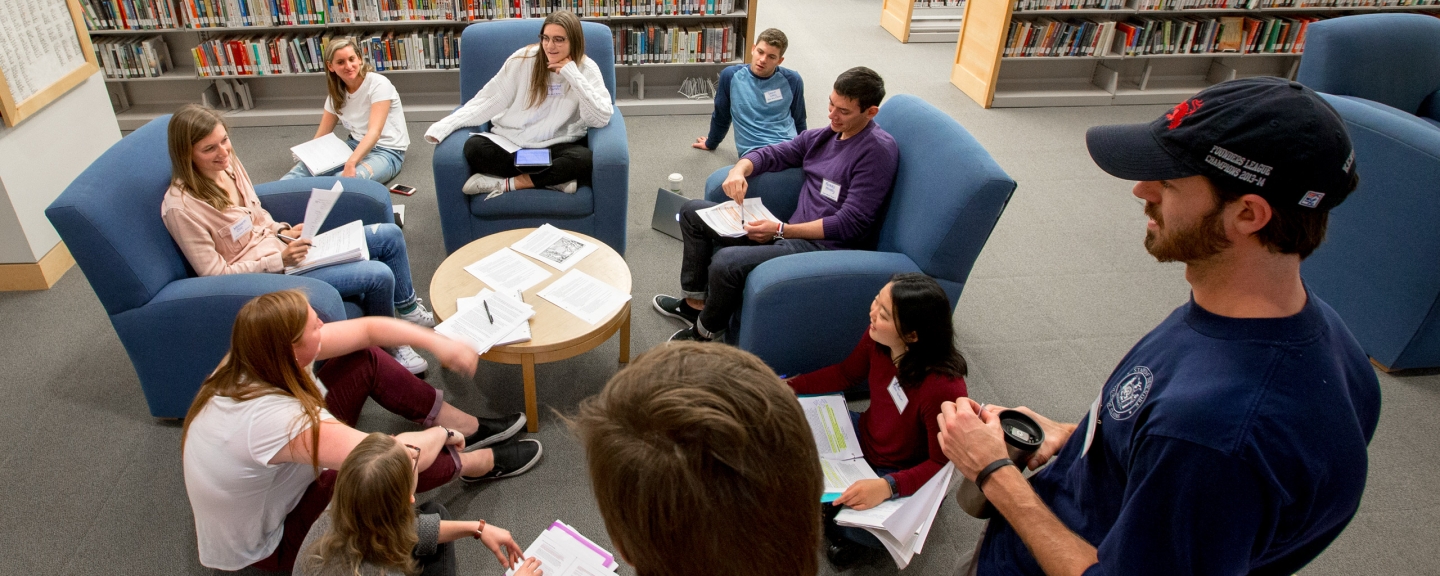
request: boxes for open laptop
[650,187,688,239]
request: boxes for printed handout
[457,288,531,346]
[299,181,344,240]
[434,289,534,355]
[696,198,782,238]
[290,133,353,175]
[511,224,599,271]
[536,270,630,325]
[504,520,617,576]
[284,220,368,275]
[463,247,552,293]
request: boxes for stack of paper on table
[798,394,879,503]
[505,520,618,576]
[511,224,598,271]
[290,133,353,175]
[284,220,368,275]
[835,463,956,569]
[464,247,552,293]
[696,198,782,237]
[457,288,531,346]
[537,270,631,325]
[435,289,535,355]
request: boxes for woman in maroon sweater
[787,273,968,568]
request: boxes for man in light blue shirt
[692,28,806,156]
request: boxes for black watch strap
[975,458,1015,490]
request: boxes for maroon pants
[251,347,462,572]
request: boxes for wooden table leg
[522,354,539,433]
[619,308,631,365]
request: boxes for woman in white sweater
[424,10,612,199]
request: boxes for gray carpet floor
[3,0,1437,574]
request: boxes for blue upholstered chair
[1295,14,1440,371]
[703,95,1016,376]
[432,19,629,255]
[45,115,396,418]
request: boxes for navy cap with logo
[1086,76,1359,211]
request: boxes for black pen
[483,300,494,324]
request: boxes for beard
[1144,201,1231,263]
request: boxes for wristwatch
[883,475,900,500]
[774,222,785,240]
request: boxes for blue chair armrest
[434,129,482,254]
[704,166,805,222]
[109,274,346,417]
[255,177,394,233]
[736,251,922,376]
[589,109,630,255]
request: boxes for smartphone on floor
[390,184,416,196]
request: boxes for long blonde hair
[324,37,372,114]
[302,433,420,575]
[168,104,234,211]
[180,290,327,476]
[525,11,586,109]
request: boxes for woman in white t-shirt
[283,37,409,183]
[181,290,543,573]
[425,10,612,199]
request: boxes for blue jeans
[837,410,897,550]
[282,138,405,184]
[297,222,417,318]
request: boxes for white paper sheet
[798,395,865,461]
[820,458,882,494]
[474,131,522,153]
[284,219,368,275]
[696,198,782,238]
[464,247,552,293]
[458,288,531,345]
[504,521,617,576]
[510,224,600,271]
[536,270,631,325]
[836,463,956,569]
[290,133,353,175]
[434,290,534,355]
[300,181,344,240]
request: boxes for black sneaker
[825,539,876,571]
[668,325,719,342]
[652,294,701,326]
[463,413,526,451]
[462,439,543,482]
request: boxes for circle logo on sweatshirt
[1106,366,1153,421]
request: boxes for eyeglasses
[402,443,421,469]
[539,34,568,44]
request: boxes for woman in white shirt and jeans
[425,10,612,199]
[283,37,408,183]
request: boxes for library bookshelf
[949,0,1440,108]
[881,0,967,43]
[84,1,758,129]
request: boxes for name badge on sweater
[548,83,564,96]
[763,88,783,104]
[887,377,909,413]
[229,217,253,242]
[820,179,842,201]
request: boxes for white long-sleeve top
[424,46,612,148]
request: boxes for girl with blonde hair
[283,37,409,183]
[425,10,611,199]
[162,103,433,373]
[181,290,543,573]
[294,433,543,576]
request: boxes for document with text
[536,270,630,325]
[464,247,552,293]
[284,220,368,275]
[290,133,353,175]
[457,287,531,346]
[299,181,344,240]
[504,520,617,576]
[435,289,534,355]
[798,394,872,500]
[511,224,599,271]
[835,463,955,569]
[696,198,782,238]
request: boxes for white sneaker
[398,298,435,328]
[547,180,577,194]
[392,345,428,375]
[463,173,506,196]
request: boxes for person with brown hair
[571,342,823,576]
[424,10,612,199]
[281,37,408,183]
[691,27,806,156]
[181,290,542,573]
[162,103,433,374]
[294,433,542,576]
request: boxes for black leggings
[462,136,593,188]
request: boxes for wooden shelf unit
[881,0,968,43]
[950,0,1440,107]
[90,2,757,129]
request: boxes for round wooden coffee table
[430,228,631,432]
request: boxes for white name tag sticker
[887,377,909,414]
[763,88,783,104]
[229,216,253,242]
[1081,390,1102,458]
[548,83,564,96]
[820,179,842,201]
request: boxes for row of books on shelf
[81,0,742,30]
[191,30,461,76]
[1012,0,1437,10]
[612,23,742,64]
[912,0,965,7]
[1004,14,1319,56]
[95,36,175,78]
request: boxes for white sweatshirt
[425,46,612,148]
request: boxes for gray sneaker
[463,173,506,196]
[398,298,435,328]
[392,345,428,375]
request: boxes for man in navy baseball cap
[938,77,1380,576]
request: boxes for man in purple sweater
[654,67,900,342]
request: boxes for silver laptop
[650,187,688,239]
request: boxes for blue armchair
[45,115,396,418]
[432,19,629,255]
[704,95,1016,376]
[1296,14,1440,371]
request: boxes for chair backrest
[873,95,1016,294]
[45,115,187,316]
[459,19,617,105]
[1298,14,1440,115]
